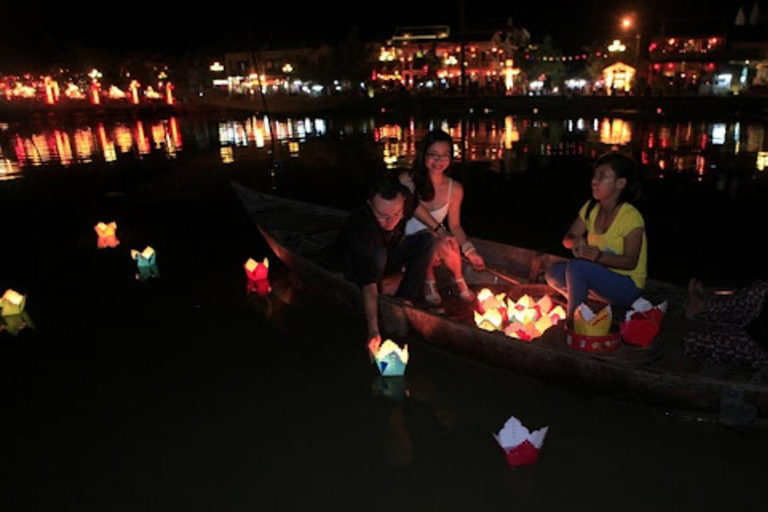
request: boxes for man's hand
[367,333,382,363]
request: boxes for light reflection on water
[1,118,182,168]
[1,113,768,178]
[213,114,768,178]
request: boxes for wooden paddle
[461,255,523,286]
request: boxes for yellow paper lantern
[1,289,26,317]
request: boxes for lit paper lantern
[1,289,26,317]
[130,247,160,281]
[549,305,567,323]
[94,221,120,249]
[368,338,409,377]
[477,288,507,312]
[573,304,612,336]
[474,309,504,331]
[493,414,549,467]
[1,311,33,336]
[620,298,668,347]
[244,258,270,295]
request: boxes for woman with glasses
[399,129,485,305]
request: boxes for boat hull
[232,181,768,419]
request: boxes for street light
[620,13,641,88]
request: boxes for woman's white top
[405,178,453,235]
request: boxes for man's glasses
[370,204,404,224]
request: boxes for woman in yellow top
[546,152,647,317]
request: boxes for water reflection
[3,113,768,175]
[1,117,183,168]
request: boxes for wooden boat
[232,181,768,421]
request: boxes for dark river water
[2,110,767,510]
[3,110,767,286]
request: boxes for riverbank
[182,92,768,120]
[4,93,768,122]
[0,100,183,122]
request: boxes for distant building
[373,21,530,93]
[219,46,331,96]
[647,2,768,94]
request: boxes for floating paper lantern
[244,258,270,295]
[1,289,26,317]
[94,221,120,249]
[368,338,409,377]
[620,298,667,347]
[1,311,33,336]
[493,414,549,467]
[130,246,160,281]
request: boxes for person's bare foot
[685,278,708,320]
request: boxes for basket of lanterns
[473,285,567,342]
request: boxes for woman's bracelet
[433,222,445,232]
[461,241,476,255]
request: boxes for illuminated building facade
[220,46,331,96]
[373,24,528,93]
[647,2,768,95]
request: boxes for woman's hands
[434,225,459,252]
[571,236,601,262]
[576,244,601,262]
[465,249,485,270]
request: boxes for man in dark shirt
[330,175,440,346]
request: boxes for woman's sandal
[455,278,476,302]
[424,279,442,305]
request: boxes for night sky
[0,1,742,67]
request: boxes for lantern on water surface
[1,311,34,336]
[368,338,409,377]
[493,414,549,467]
[244,257,269,281]
[94,221,120,249]
[131,247,160,281]
[1,289,26,317]
[244,258,270,295]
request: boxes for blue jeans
[545,259,642,317]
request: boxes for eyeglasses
[426,152,451,162]
[370,205,404,224]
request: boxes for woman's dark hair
[585,152,641,220]
[411,129,454,202]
